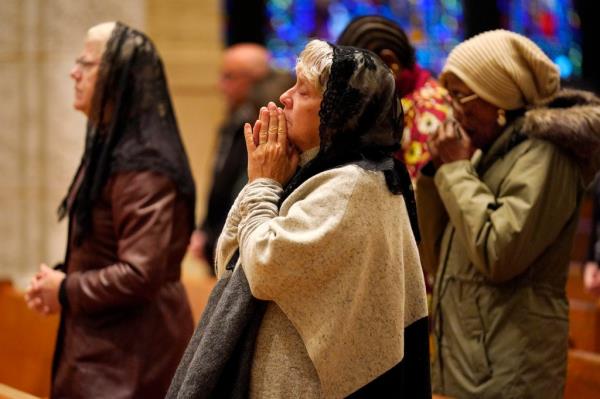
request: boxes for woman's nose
[279,89,292,108]
[70,66,80,80]
[450,100,464,119]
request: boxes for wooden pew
[570,193,593,263]
[181,262,216,323]
[567,262,598,303]
[569,298,600,352]
[0,281,57,398]
[566,187,600,354]
[567,261,600,352]
[567,183,600,399]
[0,383,40,399]
[565,349,600,398]
[0,268,216,398]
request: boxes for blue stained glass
[266,0,581,78]
[555,55,573,78]
[499,0,581,78]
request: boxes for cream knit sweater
[216,163,427,398]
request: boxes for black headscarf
[336,15,416,71]
[282,43,419,241]
[58,22,196,243]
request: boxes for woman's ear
[379,49,402,79]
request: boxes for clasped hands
[428,118,475,168]
[244,102,299,186]
[24,263,65,315]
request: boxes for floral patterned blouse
[396,70,452,179]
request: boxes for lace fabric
[318,45,402,153]
[59,22,196,242]
[282,43,419,240]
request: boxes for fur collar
[521,89,600,183]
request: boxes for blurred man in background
[190,43,293,272]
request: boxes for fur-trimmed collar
[521,89,600,183]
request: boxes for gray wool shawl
[166,264,264,399]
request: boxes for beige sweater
[216,164,427,398]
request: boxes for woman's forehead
[82,38,105,59]
[445,72,469,90]
[293,70,309,86]
[296,73,308,84]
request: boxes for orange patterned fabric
[397,74,452,179]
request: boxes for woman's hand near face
[244,102,299,186]
[429,119,475,165]
[427,126,442,169]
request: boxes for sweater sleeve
[236,174,356,300]
[214,180,266,278]
[434,141,579,283]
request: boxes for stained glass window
[266,0,581,78]
[498,0,581,78]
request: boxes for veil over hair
[59,22,196,243]
[282,43,419,240]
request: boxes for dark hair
[337,15,416,69]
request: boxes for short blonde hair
[296,40,333,93]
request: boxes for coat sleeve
[416,171,449,274]
[433,141,580,283]
[64,171,179,315]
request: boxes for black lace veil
[282,44,419,241]
[59,22,196,242]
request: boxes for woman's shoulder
[310,165,395,206]
[517,135,580,169]
[284,164,386,206]
[306,164,387,191]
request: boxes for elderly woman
[25,22,196,398]
[417,30,600,397]
[168,40,430,398]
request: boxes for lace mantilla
[59,22,196,243]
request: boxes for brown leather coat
[52,171,194,399]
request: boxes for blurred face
[378,48,403,81]
[219,58,254,110]
[70,38,103,117]
[444,72,503,150]
[279,72,322,152]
